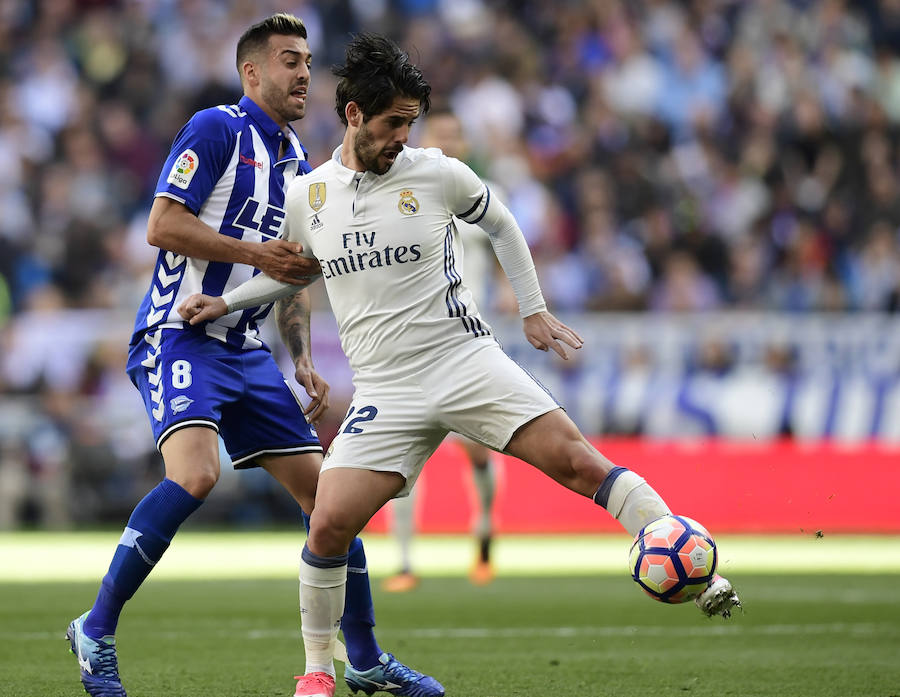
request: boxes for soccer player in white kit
[180,33,742,697]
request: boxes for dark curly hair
[333,33,431,126]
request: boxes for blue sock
[341,537,382,670]
[83,478,202,639]
[301,509,311,534]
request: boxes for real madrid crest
[309,183,326,211]
[398,189,419,216]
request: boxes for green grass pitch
[1,532,899,697]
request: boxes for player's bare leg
[159,427,222,498]
[504,408,741,618]
[259,453,321,514]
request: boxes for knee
[307,508,356,557]
[170,465,219,499]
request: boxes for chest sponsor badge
[167,149,198,190]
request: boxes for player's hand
[253,240,321,284]
[293,356,330,424]
[178,294,228,324]
[523,311,584,360]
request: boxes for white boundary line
[6,622,897,643]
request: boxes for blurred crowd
[3,0,900,527]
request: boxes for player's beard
[353,122,395,175]
[261,78,306,124]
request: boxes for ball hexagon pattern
[628,514,718,604]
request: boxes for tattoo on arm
[276,290,312,362]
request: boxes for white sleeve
[221,204,313,312]
[221,273,297,312]
[444,157,546,318]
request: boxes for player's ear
[346,102,363,128]
[241,59,259,88]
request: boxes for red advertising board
[367,438,900,534]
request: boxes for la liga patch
[167,148,199,189]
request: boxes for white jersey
[285,146,496,382]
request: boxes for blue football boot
[344,652,444,697]
[66,611,127,697]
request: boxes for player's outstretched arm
[523,311,584,360]
[276,290,330,424]
[252,240,321,284]
[177,261,309,326]
[148,196,319,284]
[178,294,228,324]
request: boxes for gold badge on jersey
[398,189,419,216]
[309,183,326,211]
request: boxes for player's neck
[245,93,290,131]
[340,139,366,173]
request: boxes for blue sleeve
[154,107,236,214]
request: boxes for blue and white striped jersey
[130,95,312,352]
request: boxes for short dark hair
[332,33,431,126]
[236,13,307,75]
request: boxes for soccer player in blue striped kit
[65,14,442,697]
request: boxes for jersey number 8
[171,360,193,389]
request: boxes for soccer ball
[628,514,717,604]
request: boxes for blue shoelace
[86,638,120,679]
[383,657,424,683]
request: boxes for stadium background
[1,0,900,536]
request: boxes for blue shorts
[126,329,321,467]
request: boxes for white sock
[299,559,347,677]
[391,493,416,573]
[605,470,671,538]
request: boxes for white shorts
[322,337,559,495]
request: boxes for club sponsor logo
[232,198,286,239]
[319,230,422,279]
[239,154,263,169]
